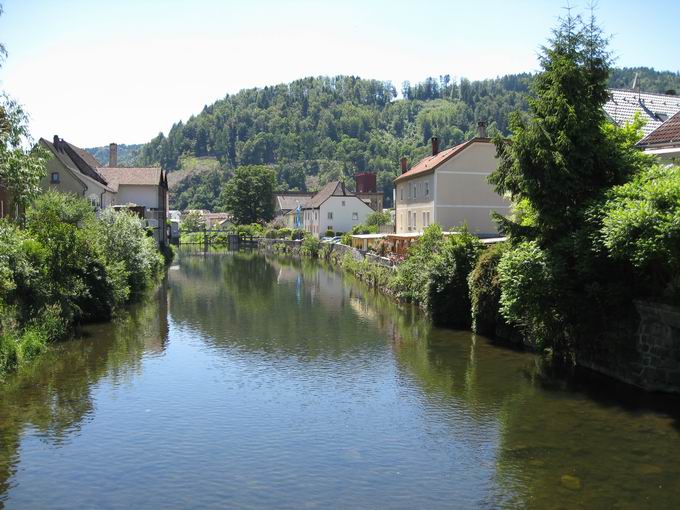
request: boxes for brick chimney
[477,121,487,138]
[400,157,408,174]
[431,136,439,156]
[109,143,118,167]
[53,135,61,149]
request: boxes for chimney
[341,181,346,195]
[109,143,118,167]
[477,121,487,138]
[400,157,408,174]
[53,135,61,149]
[431,136,439,156]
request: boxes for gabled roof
[394,138,492,183]
[97,167,163,192]
[637,111,680,148]
[603,89,680,137]
[40,137,111,188]
[303,181,364,209]
[275,193,313,211]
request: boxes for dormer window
[51,172,60,184]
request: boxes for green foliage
[0,195,166,375]
[339,252,394,290]
[390,224,445,304]
[591,164,680,299]
[340,232,352,246]
[497,241,561,349]
[425,229,482,328]
[0,93,48,219]
[365,210,391,227]
[324,228,334,237]
[350,224,378,235]
[181,210,204,232]
[96,208,164,297]
[468,242,510,336]
[219,165,276,224]
[300,236,322,258]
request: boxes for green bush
[325,228,334,237]
[592,164,680,299]
[469,242,510,336]
[291,228,306,240]
[278,227,292,239]
[390,224,445,304]
[300,236,322,257]
[264,228,279,239]
[497,241,562,349]
[425,229,482,328]
[96,208,164,297]
[340,233,352,246]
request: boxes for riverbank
[256,233,680,395]
[0,192,173,378]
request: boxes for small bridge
[179,229,258,250]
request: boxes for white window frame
[352,212,359,220]
[328,211,333,220]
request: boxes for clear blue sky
[1,0,678,147]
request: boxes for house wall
[394,141,510,235]
[394,172,435,234]
[116,184,159,209]
[40,157,114,208]
[318,196,373,236]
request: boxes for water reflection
[1,251,679,509]
[0,283,169,507]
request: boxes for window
[327,211,333,220]
[413,183,417,199]
[352,212,359,220]
[400,187,403,200]
[342,200,346,206]
[51,172,60,184]
[422,212,427,227]
[425,182,429,196]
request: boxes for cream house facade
[394,136,510,236]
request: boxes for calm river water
[1,250,680,509]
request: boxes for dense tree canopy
[219,165,276,225]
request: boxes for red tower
[354,172,377,193]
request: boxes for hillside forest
[86,67,680,211]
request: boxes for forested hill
[127,67,678,210]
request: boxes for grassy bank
[0,192,171,377]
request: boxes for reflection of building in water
[349,294,378,322]
[141,281,170,354]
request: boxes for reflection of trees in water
[168,252,389,359]
[0,284,168,506]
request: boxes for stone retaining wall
[577,301,680,394]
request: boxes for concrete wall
[116,184,159,209]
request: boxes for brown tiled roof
[394,138,491,183]
[97,167,163,192]
[637,111,680,147]
[40,137,111,187]
[604,89,680,137]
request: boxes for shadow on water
[0,283,169,508]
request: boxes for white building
[302,181,374,237]
[394,130,510,236]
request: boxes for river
[1,250,679,509]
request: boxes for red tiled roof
[637,111,680,147]
[394,138,492,183]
